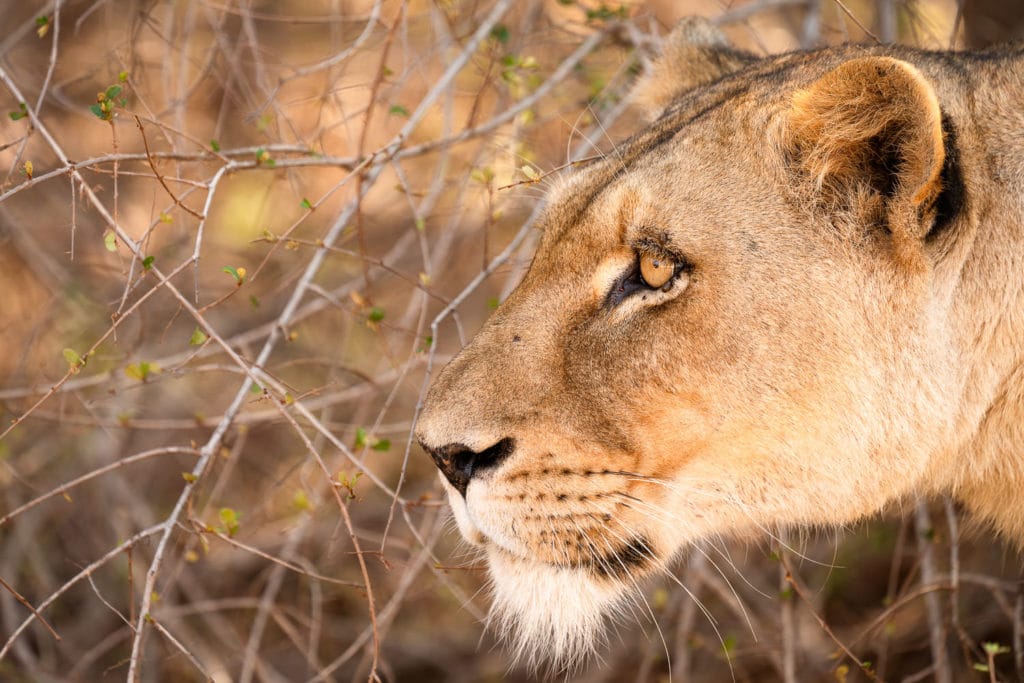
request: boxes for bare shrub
[0,1,1020,681]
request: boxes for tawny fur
[417,23,1024,669]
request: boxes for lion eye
[638,253,675,289]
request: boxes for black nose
[421,438,515,497]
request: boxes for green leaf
[490,25,510,43]
[62,348,85,370]
[487,297,499,309]
[336,471,362,499]
[189,327,208,346]
[585,4,628,21]
[89,103,106,119]
[388,104,409,117]
[8,102,27,121]
[218,507,240,537]
[293,489,311,511]
[103,231,117,252]
[125,361,158,381]
[300,197,312,210]
[973,664,990,672]
[222,265,245,284]
[470,167,494,185]
[210,139,220,152]
[249,382,262,394]
[181,472,197,483]
[368,306,385,323]
[142,255,155,270]
[371,439,391,452]
[105,85,122,100]
[36,15,49,26]
[249,295,260,309]
[354,427,367,449]
[118,70,129,82]
[255,147,271,164]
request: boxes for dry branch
[0,2,1018,681]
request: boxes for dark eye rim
[604,248,691,309]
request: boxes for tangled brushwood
[0,2,1022,682]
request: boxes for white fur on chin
[485,546,627,673]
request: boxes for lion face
[416,36,963,669]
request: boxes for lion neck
[938,62,1024,539]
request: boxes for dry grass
[0,1,1020,681]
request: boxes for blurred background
[0,1,1021,681]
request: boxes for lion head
[414,19,1016,670]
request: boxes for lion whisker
[582,510,738,683]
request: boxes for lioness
[416,18,1024,669]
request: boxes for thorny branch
[0,2,1019,682]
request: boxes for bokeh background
[0,1,1021,681]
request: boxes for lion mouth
[581,535,654,579]
[452,483,659,581]
[483,530,656,583]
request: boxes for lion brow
[548,84,752,246]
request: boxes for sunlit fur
[486,547,621,671]
[417,20,1024,670]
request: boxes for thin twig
[192,523,363,589]
[832,0,881,42]
[496,154,602,191]
[0,526,162,660]
[0,447,198,527]
[915,502,951,683]
[0,574,61,643]
[778,536,797,683]
[133,116,203,219]
[781,558,883,682]
[1015,577,1024,682]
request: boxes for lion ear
[786,57,945,243]
[632,17,755,120]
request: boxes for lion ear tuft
[632,17,755,120]
[786,57,946,242]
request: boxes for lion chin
[449,484,650,672]
[485,546,627,673]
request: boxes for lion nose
[421,438,515,497]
